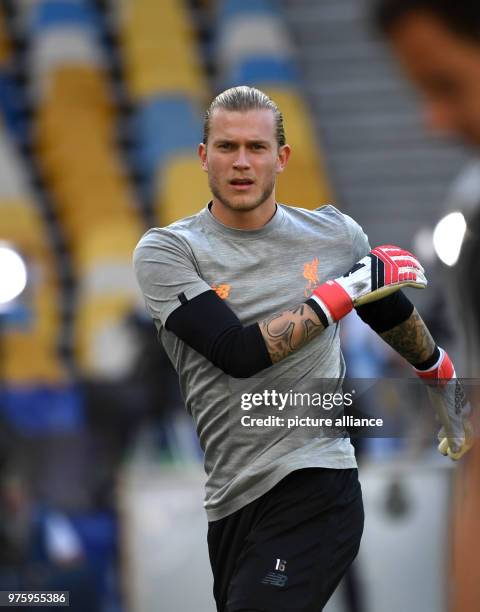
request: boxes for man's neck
[210,199,277,230]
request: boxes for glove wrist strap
[413,347,455,385]
[310,281,353,324]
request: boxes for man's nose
[233,147,251,169]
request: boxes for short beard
[209,176,276,213]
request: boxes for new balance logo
[261,572,288,587]
[261,559,288,587]
[275,558,287,572]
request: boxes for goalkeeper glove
[414,347,474,461]
[309,245,427,325]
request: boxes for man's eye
[218,143,232,150]
[252,143,266,150]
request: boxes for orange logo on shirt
[303,257,319,296]
[212,283,231,299]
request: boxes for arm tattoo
[260,303,326,363]
[380,308,436,364]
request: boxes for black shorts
[207,468,364,612]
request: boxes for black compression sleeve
[165,290,272,378]
[355,290,414,333]
[412,346,440,370]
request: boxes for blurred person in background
[0,472,98,611]
[133,85,470,612]
[373,0,480,609]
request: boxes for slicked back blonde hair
[203,86,286,147]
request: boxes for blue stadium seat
[0,74,27,142]
[217,0,294,90]
[0,386,85,434]
[69,512,118,600]
[219,0,276,22]
[229,56,299,87]
[132,96,203,175]
[30,0,101,34]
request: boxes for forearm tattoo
[260,303,326,363]
[380,308,436,364]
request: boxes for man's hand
[310,245,427,325]
[414,348,474,461]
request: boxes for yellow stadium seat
[4,321,66,384]
[123,0,196,37]
[155,154,211,225]
[42,152,128,185]
[75,293,140,377]
[51,171,132,203]
[263,88,334,209]
[120,0,208,101]
[39,149,121,185]
[52,173,134,206]
[31,30,104,91]
[36,108,113,135]
[32,65,141,259]
[125,60,205,100]
[55,211,137,251]
[73,221,144,272]
[125,37,199,64]
[124,61,204,101]
[0,201,56,258]
[40,66,113,113]
[36,113,114,152]
[60,204,139,242]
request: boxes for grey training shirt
[133,203,371,521]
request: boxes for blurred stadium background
[0,1,474,611]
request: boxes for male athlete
[133,86,470,612]
[372,2,480,608]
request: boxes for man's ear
[198,143,208,172]
[276,144,291,174]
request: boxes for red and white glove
[310,245,427,325]
[414,348,473,461]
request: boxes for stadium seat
[1,386,84,434]
[75,293,142,378]
[73,214,143,378]
[74,222,143,273]
[264,88,333,206]
[0,6,28,141]
[31,30,104,82]
[131,96,203,176]
[217,5,292,84]
[29,0,101,35]
[218,0,277,22]
[156,155,211,225]
[0,131,33,198]
[227,57,298,88]
[119,0,206,100]
[28,0,105,100]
